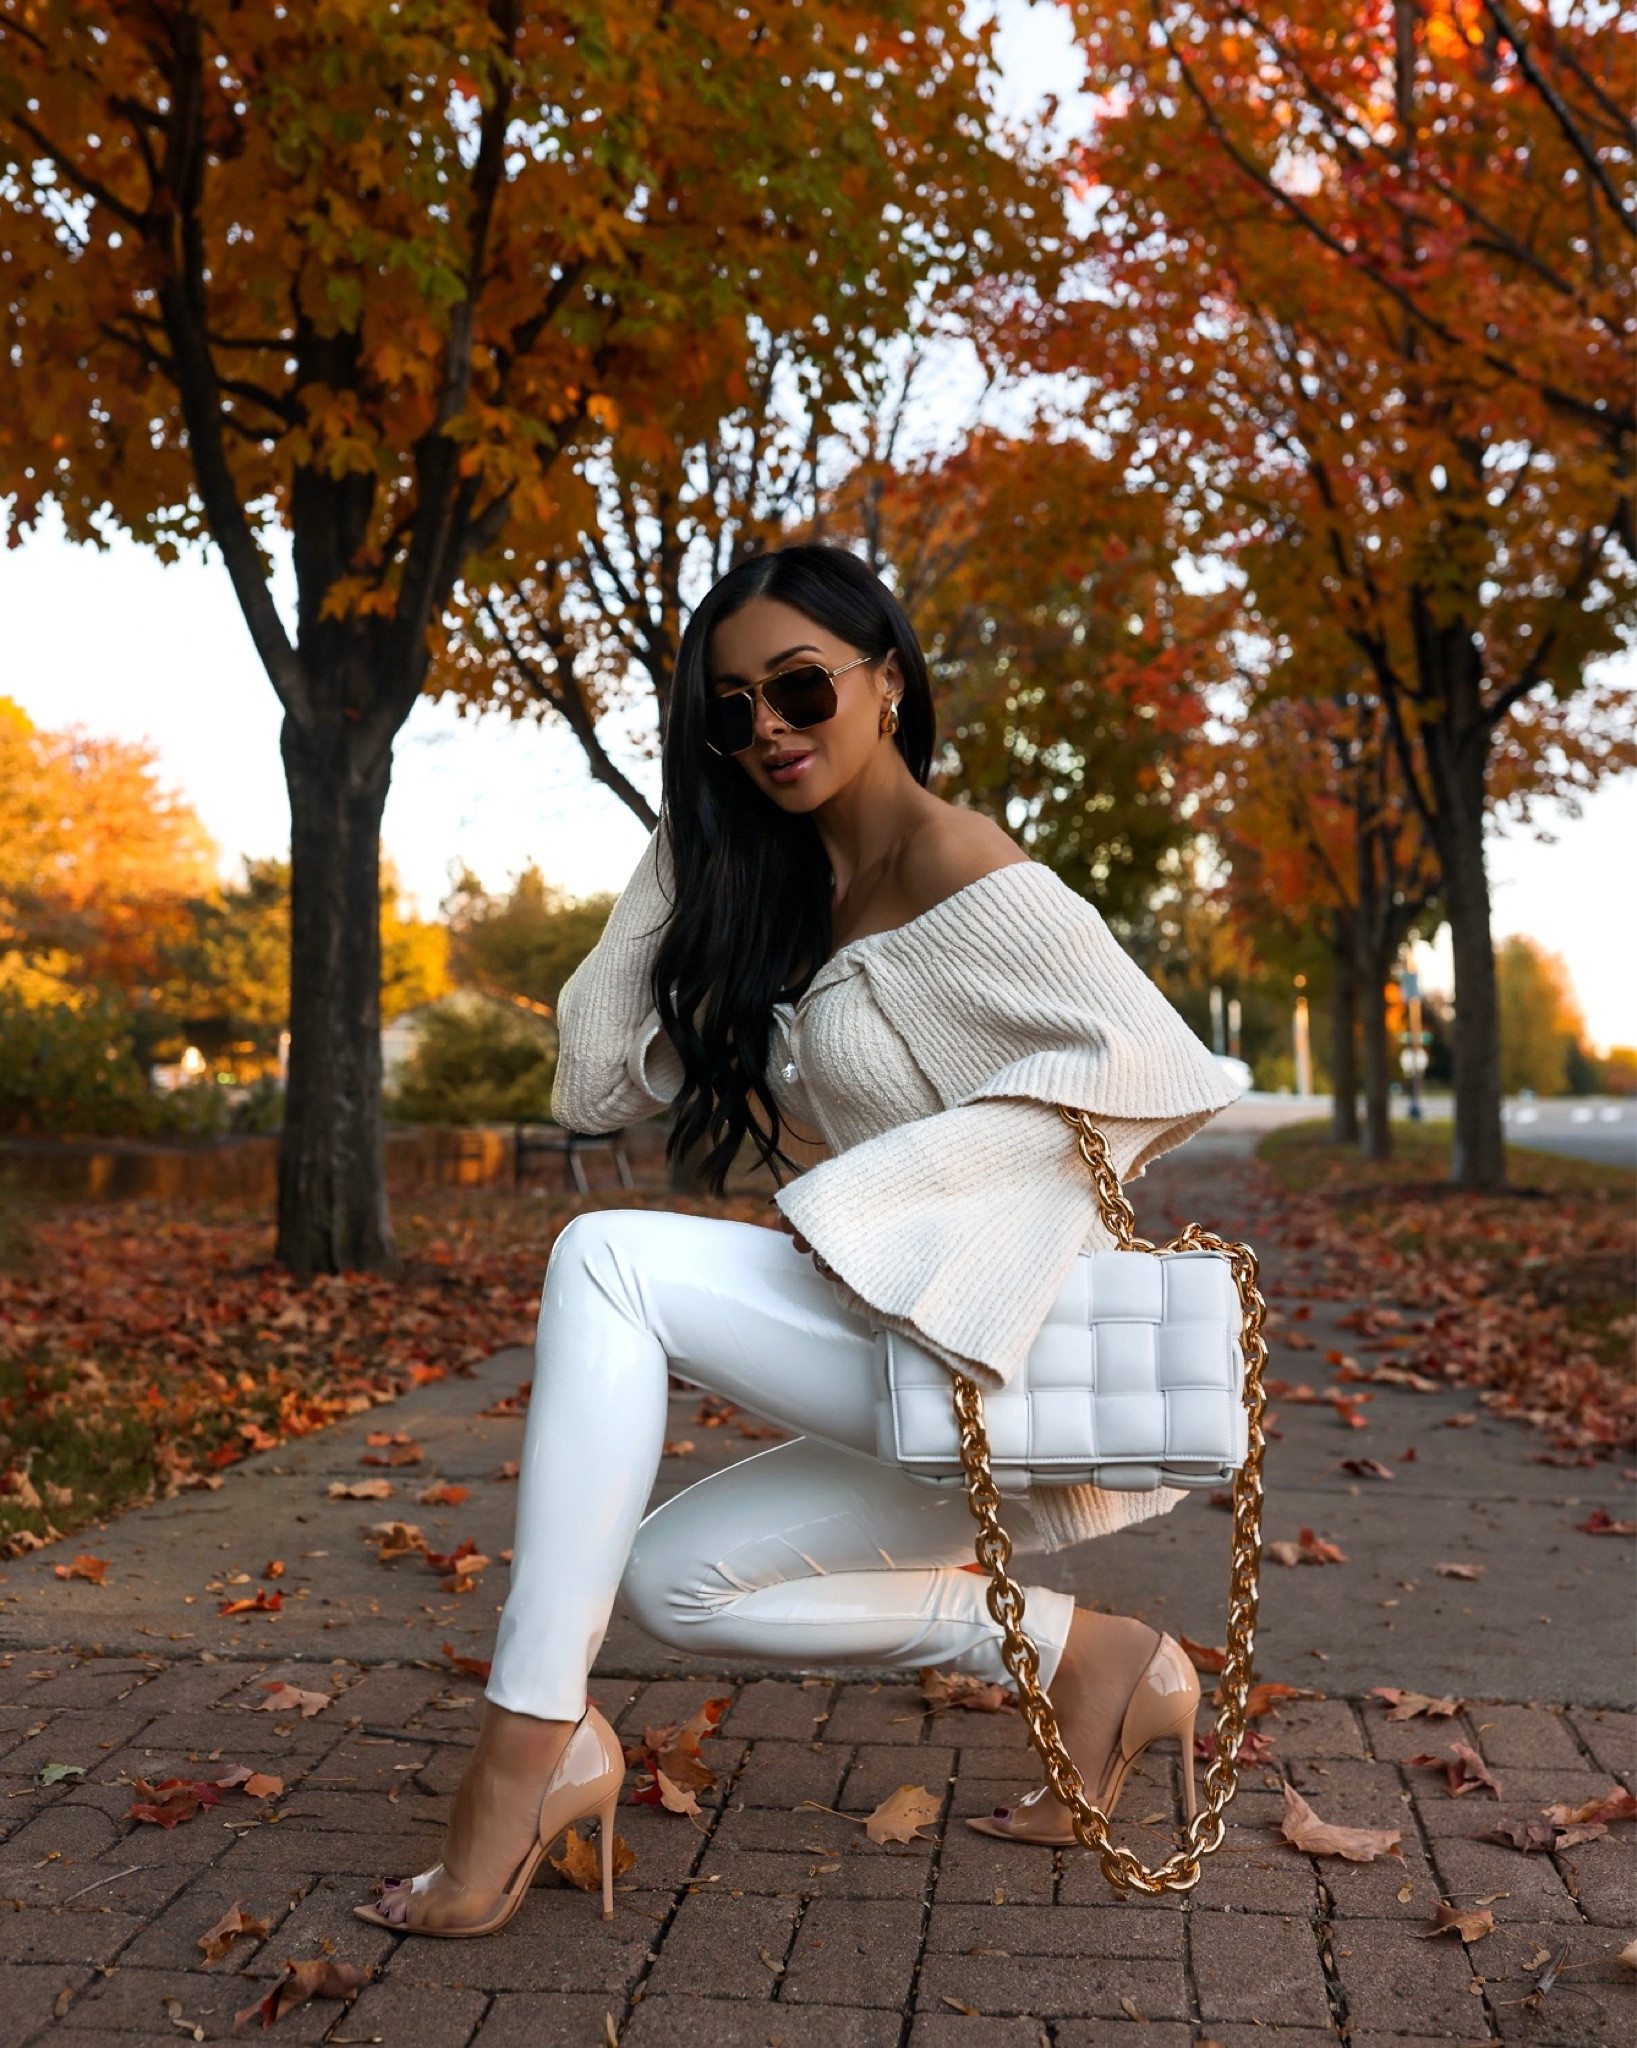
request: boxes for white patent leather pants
[487,1207,1076,1720]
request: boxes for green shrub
[0,988,157,1136]
[389,997,556,1125]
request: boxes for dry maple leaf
[214,1765,285,1799]
[655,1769,701,1816]
[1435,1562,1485,1580]
[864,1784,941,1846]
[262,1560,285,1580]
[1541,1787,1637,1827]
[233,1958,370,2031]
[1417,1901,1495,1943]
[364,1519,427,1560]
[126,1776,222,1829]
[1298,1527,1347,1564]
[1577,1509,1637,1536]
[1486,1816,1583,1854]
[1405,1745,1502,1799]
[624,1696,731,1805]
[327,1478,393,1500]
[197,1901,270,1963]
[918,1667,1014,1714]
[1372,1688,1465,1721]
[442,1642,492,1682]
[547,1823,634,1894]
[1244,1682,1313,1721]
[253,1681,331,1718]
[1180,1635,1227,1675]
[52,1554,110,1584]
[416,1482,470,1507]
[1278,1783,1403,1863]
[219,1589,282,1616]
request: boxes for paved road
[1500,1096,1637,1170]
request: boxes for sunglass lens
[763,666,838,729]
[706,693,755,755]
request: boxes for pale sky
[2,1,1632,1052]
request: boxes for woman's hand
[774,1209,838,1281]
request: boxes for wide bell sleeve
[550,827,685,1134]
[773,862,1241,1394]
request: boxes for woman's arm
[550,828,685,1135]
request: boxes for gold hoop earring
[881,699,900,737]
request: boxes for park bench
[514,1122,635,1195]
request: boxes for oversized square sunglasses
[704,654,876,758]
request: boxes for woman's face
[707,596,902,814]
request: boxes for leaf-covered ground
[0,1183,775,1550]
[1255,1122,1635,1455]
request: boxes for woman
[360,545,1237,1936]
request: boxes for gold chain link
[950,1106,1269,1897]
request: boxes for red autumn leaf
[219,1589,282,1616]
[198,1900,271,1962]
[624,1695,731,1806]
[214,1765,285,1799]
[1576,1509,1637,1536]
[1179,1635,1227,1675]
[441,1641,492,1682]
[232,1958,371,2031]
[1405,1743,1502,1799]
[53,1553,110,1584]
[1244,1682,1313,1721]
[416,1482,470,1507]
[126,1776,221,1828]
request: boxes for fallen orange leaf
[197,1900,270,1963]
[327,1478,394,1500]
[1372,1688,1464,1721]
[863,1783,941,1845]
[442,1642,493,1683]
[1278,1783,1402,1863]
[126,1777,221,1829]
[219,1589,282,1616]
[547,1823,633,1894]
[53,1553,110,1585]
[252,1681,331,1718]
[416,1482,471,1507]
[1404,1743,1501,1799]
[1417,1901,1494,1943]
[233,1959,370,2031]
[918,1667,1014,1714]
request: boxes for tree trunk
[1358,944,1394,1161]
[277,710,397,1275]
[1413,621,1507,1190]
[1329,912,1360,1144]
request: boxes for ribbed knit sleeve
[550,828,684,1134]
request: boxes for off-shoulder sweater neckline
[801,859,1043,1008]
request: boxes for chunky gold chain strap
[951,1106,1269,1896]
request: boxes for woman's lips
[765,752,813,784]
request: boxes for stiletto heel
[968,1633,1202,1848]
[597,1789,620,1920]
[356,1705,625,1938]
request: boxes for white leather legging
[487,1208,1076,1720]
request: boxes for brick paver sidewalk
[2,1119,1632,2046]
[1,1653,1632,2046]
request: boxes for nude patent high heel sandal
[966,1634,1200,1848]
[354,1705,625,1936]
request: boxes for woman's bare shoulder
[896,804,1030,920]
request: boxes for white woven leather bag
[877,1244,1247,1496]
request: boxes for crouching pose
[359,545,1235,1936]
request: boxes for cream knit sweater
[552,827,1240,1551]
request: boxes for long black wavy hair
[653,544,935,1191]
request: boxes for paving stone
[1,1962,94,2048]
[1322,1832,1439,1920]
[116,1873,302,1972]
[823,1684,929,1745]
[58,1962,336,2039]
[643,1888,800,2000]
[1190,1828,1320,1912]
[918,1944,1188,2020]
[1180,2032,1336,2048]
[19,1662,162,1711]
[300,1735,434,1791]
[1554,1832,1636,1928]
[934,1826,1055,1905]
[939,1711,1035,1755]
[945,1770,1047,1820]
[421,1884,655,1996]
[1051,2027,1193,2048]
[1483,1918,1635,2046]
[0,1903,143,1964]
[1287,1757,1414,1828]
[244,1872,395,1973]
[0,1711,154,1776]
[602,1805,708,1888]
[616,1679,738,1740]
[841,1742,954,1813]
[329,1662,450,1726]
[733,1739,849,1810]
[1057,1842,1190,1910]
[1564,1706,1634,1781]
[1428,1835,1581,1923]
[1470,1704,1585,1772]
[1266,1696,1369,1758]
[1360,1699,1476,1763]
[719,1678,834,1742]
[1191,1908,1332,2028]
[927,1902,1180,1957]
[909,2018,1056,2048]
[1331,1915,1493,2035]
[3,1796,125,1860]
[334,1976,488,2045]
[473,1992,642,2047]
[623,1999,900,2047]
[779,1896,923,2007]
[1412,1771,1605,1839]
[112,1662,248,1716]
